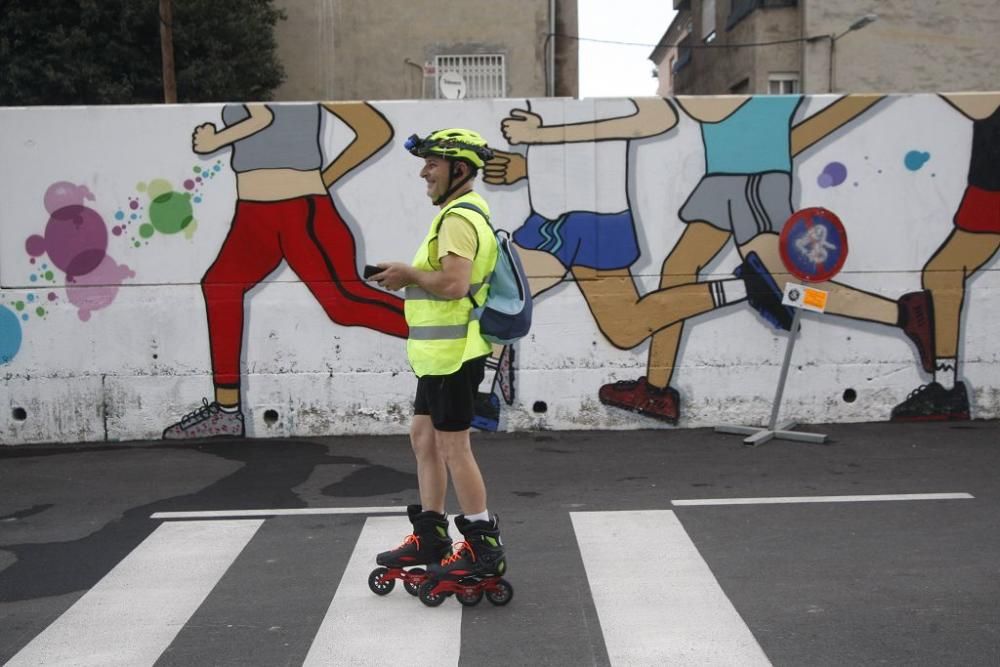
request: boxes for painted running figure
[163,103,407,439]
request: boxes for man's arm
[374,254,472,299]
[502,97,678,145]
[321,102,394,187]
[374,214,476,298]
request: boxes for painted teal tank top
[701,96,802,175]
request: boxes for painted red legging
[202,195,407,388]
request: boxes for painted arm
[501,98,678,145]
[321,102,394,187]
[192,104,273,154]
[482,149,527,186]
[791,94,884,157]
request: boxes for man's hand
[192,123,222,154]
[372,262,414,292]
[501,108,544,145]
[483,149,527,186]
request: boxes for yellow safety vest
[405,192,498,377]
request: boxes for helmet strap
[433,160,474,206]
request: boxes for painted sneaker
[471,392,501,432]
[734,251,795,331]
[897,290,936,373]
[890,381,970,422]
[598,376,680,424]
[162,398,245,439]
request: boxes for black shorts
[414,356,487,432]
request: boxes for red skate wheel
[368,567,395,596]
[485,578,513,606]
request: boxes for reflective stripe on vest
[405,282,486,302]
[405,192,497,377]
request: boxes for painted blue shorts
[512,210,640,270]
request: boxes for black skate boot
[368,504,452,597]
[418,514,513,608]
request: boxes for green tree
[0,0,285,105]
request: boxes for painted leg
[164,204,282,439]
[597,222,732,423]
[892,229,1000,422]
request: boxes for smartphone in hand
[363,264,381,279]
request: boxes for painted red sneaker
[598,377,680,424]
[897,290,936,373]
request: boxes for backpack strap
[438,201,490,230]
[440,202,493,310]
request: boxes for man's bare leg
[435,428,487,516]
[411,415,448,514]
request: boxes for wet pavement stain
[0,439,366,602]
[321,465,417,497]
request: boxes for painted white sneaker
[163,398,245,440]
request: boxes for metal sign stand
[716,207,848,447]
[715,308,827,446]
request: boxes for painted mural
[0,93,997,445]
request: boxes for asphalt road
[1,420,998,666]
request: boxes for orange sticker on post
[802,287,828,311]
[782,282,829,314]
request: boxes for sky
[577,0,678,98]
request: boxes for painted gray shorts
[678,171,794,246]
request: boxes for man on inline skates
[369,128,511,606]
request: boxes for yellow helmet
[405,128,494,169]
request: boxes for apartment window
[728,0,798,30]
[434,54,505,99]
[702,0,717,42]
[768,73,800,95]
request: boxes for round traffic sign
[779,207,848,282]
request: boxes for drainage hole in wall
[532,401,548,414]
[152,354,158,360]
[263,409,279,425]
[12,407,27,421]
[842,388,857,403]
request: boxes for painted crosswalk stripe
[6,519,262,667]
[672,492,974,507]
[571,510,771,666]
[303,515,462,666]
[150,505,407,520]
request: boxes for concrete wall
[802,0,1000,94]
[272,0,578,101]
[2,93,999,445]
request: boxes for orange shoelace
[441,541,475,566]
[395,533,420,550]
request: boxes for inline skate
[418,513,513,607]
[368,504,452,597]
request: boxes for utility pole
[159,0,177,103]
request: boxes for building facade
[653,0,1000,95]
[272,0,578,101]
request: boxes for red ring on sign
[779,207,849,283]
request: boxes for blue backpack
[447,203,533,345]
